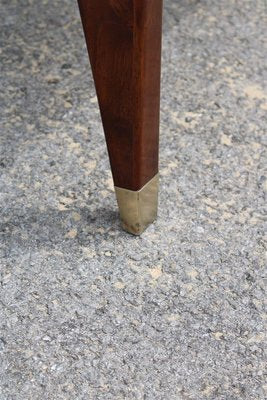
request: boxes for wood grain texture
[78,0,163,190]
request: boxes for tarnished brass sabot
[115,174,159,235]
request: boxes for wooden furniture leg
[78,0,163,235]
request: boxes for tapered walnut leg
[78,0,162,234]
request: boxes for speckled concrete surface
[0,1,266,399]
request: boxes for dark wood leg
[78,0,163,234]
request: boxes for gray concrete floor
[0,1,266,399]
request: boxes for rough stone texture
[0,1,266,399]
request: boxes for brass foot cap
[115,174,159,235]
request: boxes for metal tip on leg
[115,174,159,235]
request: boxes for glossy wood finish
[78,0,163,191]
